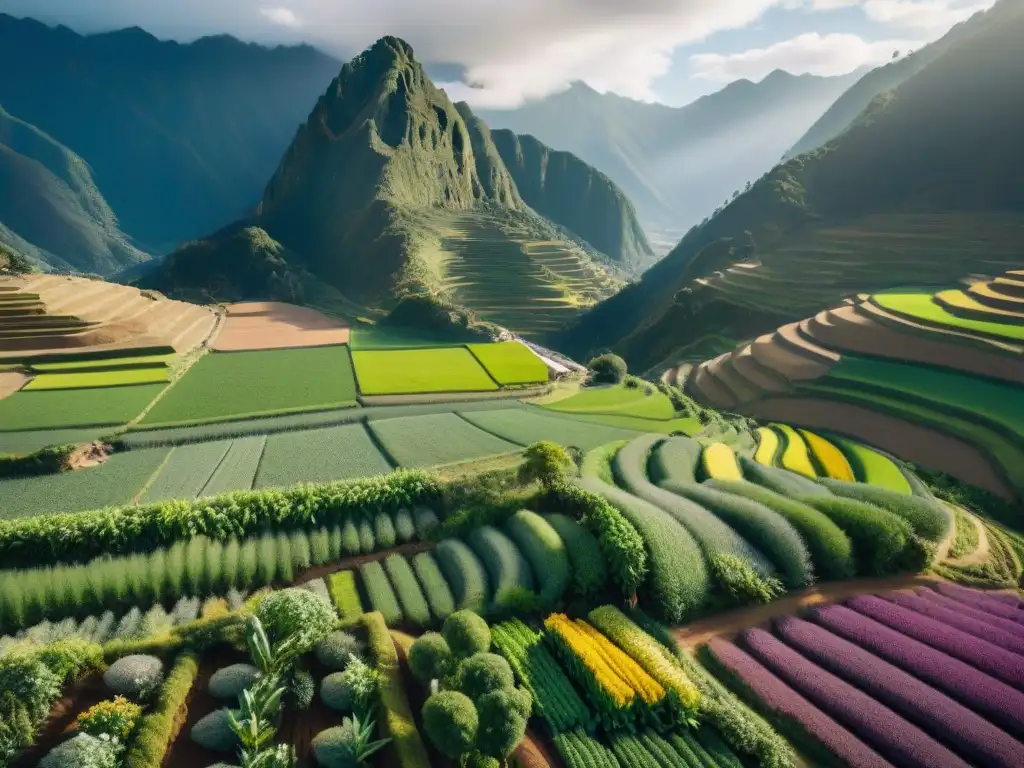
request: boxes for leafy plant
[77,696,143,741]
[518,442,575,489]
[587,354,627,385]
[311,715,390,768]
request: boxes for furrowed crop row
[887,590,1024,654]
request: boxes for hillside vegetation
[565,0,1024,371]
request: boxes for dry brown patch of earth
[212,301,350,351]
[0,370,26,399]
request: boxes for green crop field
[0,447,170,518]
[873,291,1024,341]
[140,346,358,426]
[467,342,548,385]
[826,355,1024,438]
[24,368,171,391]
[829,435,912,494]
[199,436,267,496]
[139,441,233,503]
[546,385,676,420]
[255,423,392,488]
[0,385,165,431]
[30,354,175,372]
[0,428,110,456]
[459,408,641,450]
[352,348,498,395]
[368,413,518,467]
[565,412,700,434]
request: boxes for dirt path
[294,541,435,585]
[671,575,936,650]
[943,506,991,567]
[514,728,563,768]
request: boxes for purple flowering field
[702,584,1024,766]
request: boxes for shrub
[709,555,785,605]
[457,653,515,699]
[466,526,534,609]
[413,506,440,538]
[39,733,121,768]
[359,561,403,627]
[443,611,491,660]
[542,514,607,598]
[290,667,316,709]
[357,519,375,553]
[384,555,432,629]
[649,437,703,484]
[518,442,575,489]
[321,670,356,712]
[435,539,490,614]
[818,479,951,542]
[504,510,571,608]
[103,655,163,701]
[411,552,456,622]
[77,696,142,740]
[310,527,332,565]
[394,508,416,543]
[190,708,239,752]
[315,630,365,670]
[256,587,335,650]
[121,651,200,768]
[375,512,397,549]
[587,354,627,385]
[327,571,363,622]
[208,664,260,700]
[422,691,478,759]
[38,638,104,684]
[707,480,855,581]
[476,689,531,761]
[341,520,361,556]
[340,656,382,714]
[409,633,453,684]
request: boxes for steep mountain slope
[151,38,624,335]
[0,14,341,250]
[786,1,1008,159]
[563,0,1024,372]
[0,104,148,274]
[478,70,861,229]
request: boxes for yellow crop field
[773,424,817,479]
[800,429,855,481]
[701,442,742,481]
[754,427,780,466]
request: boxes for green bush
[320,671,355,712]
[411,552,456,622]
[290,667,316,709]
[207,664,260,700]
[649,437,703,484]
[38,638,104,683]
[359,561,403,627]
[357,519,375,553]
[39,733,121,768]
[707,481,855,580]
[77,696,142,740]
[518,442,575,489]
[122,651,199,768]
[587,354,627,385]
[443,611,491,660]
[504,510,570,608]
[817,479,951,542]
[103,655,163,701]
[579,476,708,622]
[314,630,365,671]
[667,483,814,588]
[341,520,361,556]
[394,509,416,543]
[310,527,332,565]
[435,539,490,614]
[384,555,432,629]
[256,587,335,650]
[795,495,916,576]
[0,470,441,569]
[190,708,238,752]
[456,653,514,699]
[408,633,453,684]
[422,691,478,759]
[375,512,397,549]
[466,526,535,609]
[413,507,440,539]
[541,514,608,598]
[476,689,531,761]
[538,483,647,600]
[327,571,363,622]
[709,555,785,605]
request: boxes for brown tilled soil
[0,370,26,399]
[66,441,113,470]
[277,658,344,768]
[671,575,935,650]
[15,673,109,767]
[748,396,1016,500]
[514,729,562,768]
[749,333,834,382]
[212,302,350,351]
[859,300,1024,354]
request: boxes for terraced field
[435,214,620,336]
[684,270,1024,500]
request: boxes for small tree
[518,441,574,489]
[587,354,627,385]
[422,691,478,759]
[408,632,453,684]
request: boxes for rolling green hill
[0,104,148,274]
[564,0,1024,372]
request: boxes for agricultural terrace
[0,384,166,430]
[212,301,350,351]
[467,341,548,385]
[544,382,701,434]
[140,346,358,426]
[352,347,499,395]
[24,367,170,390]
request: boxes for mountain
[477,70,861,230]
[0,104,148,274]
[786,2,1005,159]
[562,0,1024,373]
[150,37,630,335]
[0,14,341,251]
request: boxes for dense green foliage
[467,526,535,609]
[542,513,608,598]
[384,554,432,629]
[409,632,453,684]
[649,437,703,484]
[255,587,335,650]
[587,355,628,385]
[817,478,951,542]
[122,651,200,768]
[435,540,491,614]
[518,441,575,489]
[411,552,456,622]
[360,561,404,627]
[443,610,493,660]
[741,458,828,497]
[504,510,571,607]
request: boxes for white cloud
[862,0,995,30]
[259,7,301,28]
[690,32,925,81]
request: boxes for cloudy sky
[0,0,995,107]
